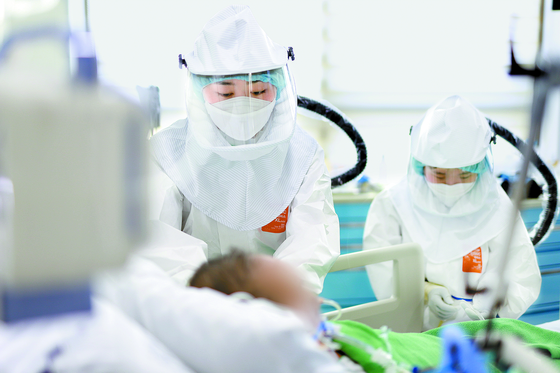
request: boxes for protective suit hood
[411,95,492,169]
[390,95,515,263]
[185,5,288,75]
[152,6,316,231]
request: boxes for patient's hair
[190,250,255,295]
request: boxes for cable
[487,118,558,246]
[297,96,367,187]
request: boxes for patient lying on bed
[190,251,560,373]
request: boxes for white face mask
[426,181,476,208]
[205,97,276,141]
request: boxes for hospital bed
[323,243,425,333]
[323,245,560,372]
[323,242,560,333]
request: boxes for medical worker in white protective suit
[150,5,339,293]
[363,95,541,331]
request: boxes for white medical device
[0,35,149,322]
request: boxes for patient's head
[190,251,321,329]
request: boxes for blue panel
[341,249,361,255]
[334,203,371,223]
[340,226,365,246]
[1,283,91,323]
[320,270,376,309]
[520,208,543,227]
[536,250,560,269]
[519,309,559,325]
[526,273,560,309]
[521,207,560,228]
[536,231,560,252]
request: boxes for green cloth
[332,319,560,373]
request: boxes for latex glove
[428,287,459,320]
[460,301,486,321]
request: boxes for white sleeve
[273,147,340,294]
[473,215,542,318]
[146,165,205,284]
[363,190,404,300]
[150,163,178,221]
[134,220,208,285]
[158,185,190,231]
[149,163,192,230]
[93,258,346,373]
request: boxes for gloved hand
[460,301,487,321]
[428,287,459,320]
[464,306,485,321]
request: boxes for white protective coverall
[136,219,209,285]
[364,95,541,330]
[150,5,339,293]
[93,256,347,373]
[0,298,193,373]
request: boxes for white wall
[84,1,559,189]
[299,107,530,189]
[87,0,324,112]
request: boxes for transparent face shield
[185,66,297,147]
[408,155,496,215]
[424,167,479,206]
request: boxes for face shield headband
[410,156,492,176]
[192,69,287,101]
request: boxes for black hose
[487,118,558,246]
[297,96,367,187]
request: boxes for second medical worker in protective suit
[150,6,339,293]
[364,95,541,330]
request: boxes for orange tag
[261,207,289,233]
[462,247,483,273]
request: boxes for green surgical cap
[192,68,286,100]
[411,157,489,175]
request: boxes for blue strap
[451,295,473,302]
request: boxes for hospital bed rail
[323,243,424,333]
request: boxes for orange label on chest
[462,247,482,273]
[261,207,289,233]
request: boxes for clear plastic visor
[424,167,478,185]
[422,167,479,209]
[202,79,277,103]
[185,66,297,146]
[407,156,496,215]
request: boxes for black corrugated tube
[487,118,558,246]
[297,96,367,187]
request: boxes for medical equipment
[321,247,560,372]
[321,298,342,321]
[323,243,425,333]
[297,96,368,187]
[429,326,488,373]
[0,28,149,322]
[455,2,560,370]
[136,85,161,135]
[317,321,411,373]
[487,119,558,247]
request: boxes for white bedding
[537,319,560,332]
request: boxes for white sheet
[537,319,560,332]
[0,298,192,373]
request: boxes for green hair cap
[192,68,286,100]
